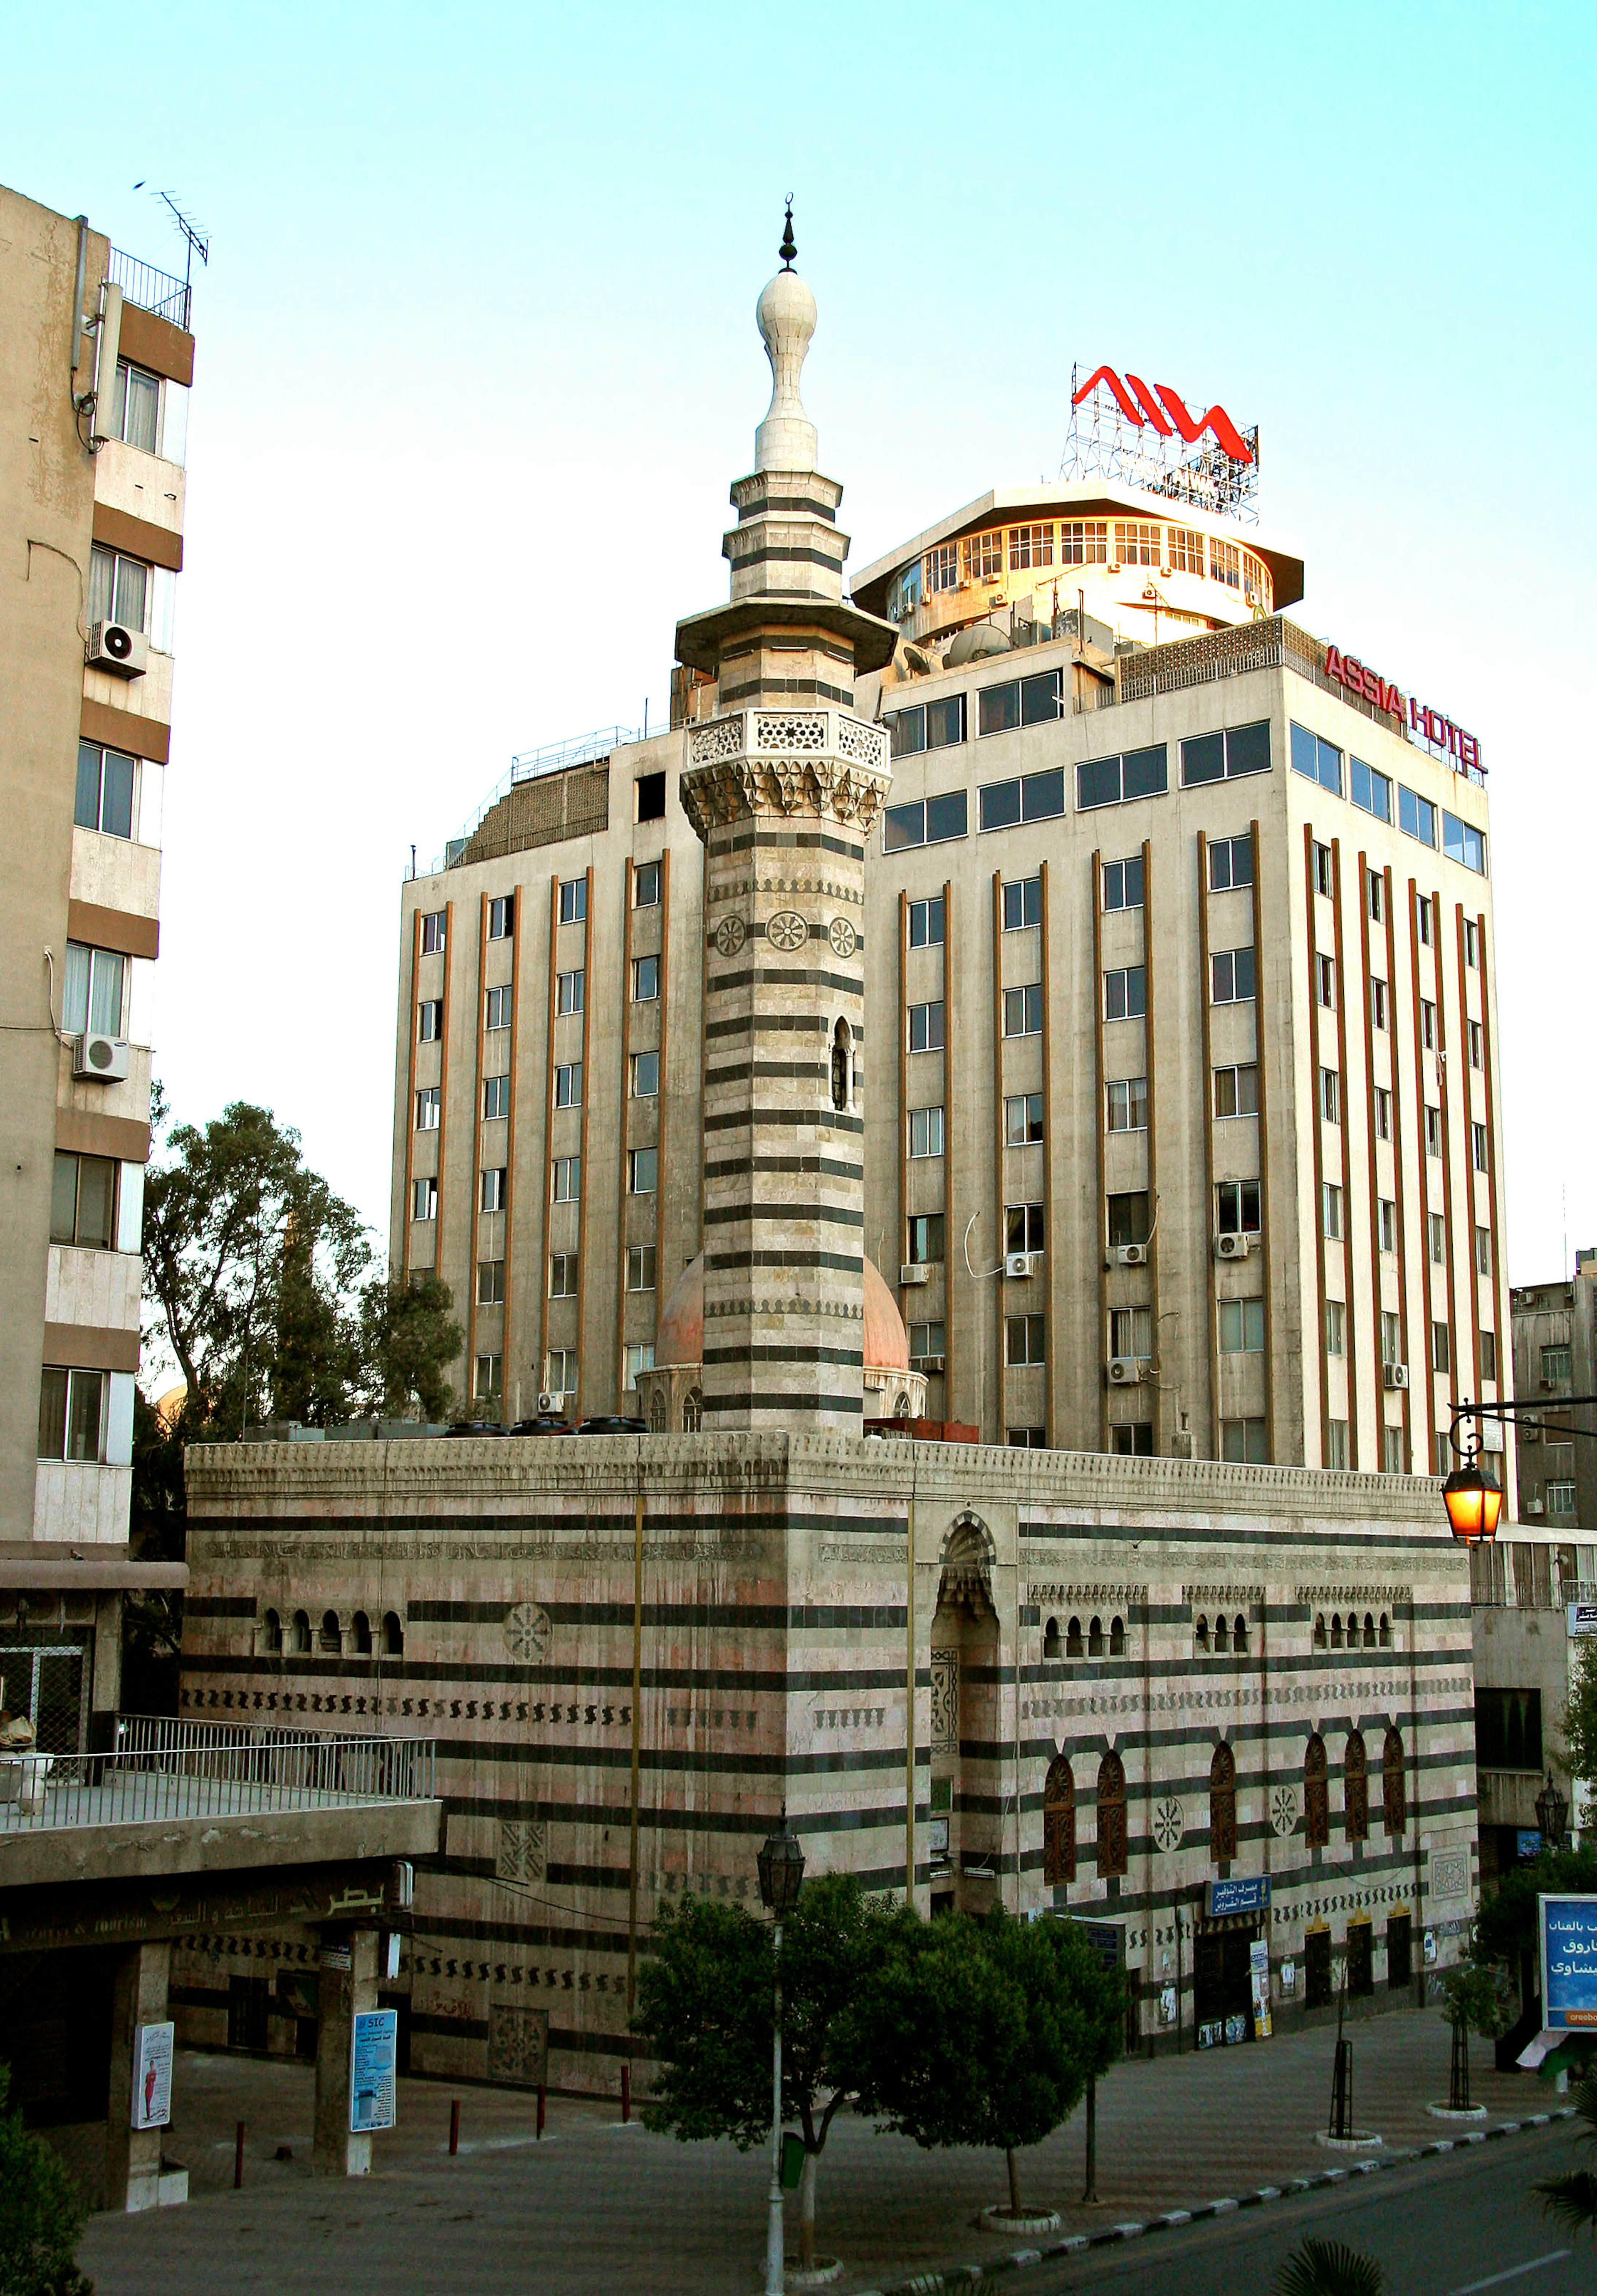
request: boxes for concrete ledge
[0,1794,440,1891]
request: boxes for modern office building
[392,316,1508,1489]
[0,183,192,1742]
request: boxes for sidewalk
[79,2009,1554,2296]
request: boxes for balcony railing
[107,248,193,332]
[0,1713,435,1835]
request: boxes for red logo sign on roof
[1072,368,1255,465]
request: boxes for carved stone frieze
[680,752,891,842]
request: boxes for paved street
[78,2009,1586,2296]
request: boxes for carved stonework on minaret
[672,214,897,1435]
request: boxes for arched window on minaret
[831,1018,851,1112]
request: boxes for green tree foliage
[1562,1636,1597,1792]
[1475,1847,1597,1971]
[1442,1955,1506,2041]
[1535,2063,1597,2238]
[633,1875,916,2269]
[852,1910,1124,2217]
[0,2064,93,2296]
[356,1273,462,1424]
[1275,2235,1383,2295]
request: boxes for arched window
[1214,1614,1229,1654]
[1313,1612,1328,1649]
[1382,1726,1406,1838]
[1344,1728,1368,1842]
[382,1611,405,1656]
[1095,1752,1127,1879]
[1043,1617,1061,1660]
[1110,1615,1125,1658]
[1210,1741,1237,1861]
[830,1019,852,1112]
[1305,1733,1329,1848]
[1363,1611,1376,1648]
[1043,1755,1076,1886]
[1378,1611,1392,1648]
[1195,1614,1210,1653]
[1088,1615,1104,1658]
[319,1609,342,1653]
[351,1611,372,1656]
[261,1608,282,1656]
[1234,1613,1248,1655]
[1331,1612,1345,1648]
[682,1388,702,1433]
[1066,1616,1084,1658]
[290,1610,311,1655]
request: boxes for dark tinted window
[979,779,1023,833]
[1077,755,1121,811]
[926,696,964,749]
[1023,766,1065,821]
[978,682,1019,736]
[1181,732,1225,787]
[884,802,924,852]
[1108,1191,1150,1247]
[888,707,926,759]
[1475,1688,1542,1771]
[1122,745,1167,801]
[636,771,666,822]
[925,790,967,844]
[1021,670,1063,725]
[1226,721,1271,777]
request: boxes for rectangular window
[1417,893,1434,946]
[1106,1077,1149,1133]
[1005,1312,1046,1366]
[1077,743,1168,811]
[1167,525,1204,575]
[1180,722,1271,787]
[1468,1018,1483,1070]
[415,1087,441,1130]
[1002,984,1043,1038]
[1104,966,1146,1021]
[926,696,964,751]
[623,1342,655,1392]
[480,1167,507,1213]
[1317,953,1336,1009]
[1325,1419,1349,1470]
[37,1366,106,1461]
[1370,977,1388,1031]
[631,1050,659,1098]
[1373,1086,1391,1140]
[908,1000,946,1053]
[1213,1063,1258,1118]
[412,1176,437,1221]
[979,680,1018,736]
[907,1213,946,1265]
[1061,519,1108,565]
[979,766,1065,832]
[1109,1421,1153,1456]
[74,741,136,840]
[1379,1198,1397,1253]
[1481,1328,1498,1382]
[1006,1201,1046,1253]
[1472,1121,1488,1174]
[908,1105,945,1158]
[1549,1481,1577,1516]
[559,877,587,925]
[1382,1424,1405,1473]
[49,1152,116,1249]
[549,1252,579,1298]
[1464,918,1479,968]
[909,1320,946,1364]
[1113,519,1161,567]
[1320,1067,1341,1124]
[1002,876,1041,931]
[627,1246,657,1293]
[1207,835,1253,892]
[556,969,584,1017]
[477,1259,505,1305]
[479,984,508,1032]
[926,543,960,593]
[1429,1211,1446,1264]
[418,999,443,1043]
[474,1354,503,1402]
[488,895,514,939]
[1432,1320,1451,1374]
[907,895,945,947]
[634,860,662,907]
[1101,854,1146,911]
[1107,1191,1150,1248]
[88,543,149,633]
[1382,1310,1402,1366]
[1216,1180,1262,1235]
[1290,722,1344,796]
[1008,522,1054,571]
[629,1147,658,1194]
[1349,756,1393,823]
[62,942,126,1039]
[887,707,926,761]
[1313,840,1333,899]
[1325,1299,1346,1357]
[632,954,660,1001]
[1442,811,1486,874]
[1219,1298,1266,1354]
[1367,867,1385,922]
[883,788,968,850]
[110,358,162,452]
[1210,537,1242,590]
[1323,1182,1343,1240]
[1005,1091,1044,1145]
[1211,947,1256,1004]
[964,529,1004,583]
[1543,1343,1573,1383]
[554,1061,582,1108]
[544,1349,576,1396]
[1476,1225,1492,1276]
[1421,998,1436,1051]
[552,1156,581,1203]
[1425,1105,1442,1158]
[1221,1416,1269,1464]
[1110,1305,1153,1359]
[1399,785,1438,849]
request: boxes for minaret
[676,210,897,1434]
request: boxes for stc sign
[1073,367,1255,463]
[1323,643,1482,773]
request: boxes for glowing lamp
[1441,1460,1503,1543]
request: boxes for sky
[10,0,1596,1283]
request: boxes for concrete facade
[1510,1252,1597,1532]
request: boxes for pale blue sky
[11,0,1595,1277]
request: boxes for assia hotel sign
[1322,642,1482,772]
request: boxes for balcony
[107,248,193,332]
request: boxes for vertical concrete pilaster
[313,1928,379,2177]
[104,1939,170,2212]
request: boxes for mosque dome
[653,1252,910,1378]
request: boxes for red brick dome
[653,1253,910,1375]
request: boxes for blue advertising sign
[350,2007,398,2133]
[1206,1876,1271,1919]
[1540,1896,1597,2033]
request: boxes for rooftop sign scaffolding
[1062,362,1260,525]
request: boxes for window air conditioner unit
[86,621,148,677]
[537,1390,566,1414]
[913,1355,946,1374]
[1214,1232,1250,1261]
[72,1033,129,1082]
[900,1264,931,1286]
[1527,1498,1545,1516]
[1004,1251,1032,1280]
[1108,1356,1142,1386]
[1116,1242,1148,1268]
[1382,1362,1409,1391]
[1108,561,1122,573]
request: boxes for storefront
[1194,1876,1271,2048]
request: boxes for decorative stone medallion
[1271,1783,1299,1837]
[504,1602,551,1662]
[1152,1795,1184,1852]
[766,910,808,953]
[712,913,747,957]
[828,917,857,959]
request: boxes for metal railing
[0,1713,435,1834]
[107,248,192,331]
[429,723,643,875]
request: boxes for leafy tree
[355,1273,462,1424]
[1275,2235,1383,2294]
[1561,1636,1597,1794]
[633,1874,914,2271]
[1440,1954,1504,2111]
[0,2064,94,2295]
[121,1388,187,1715]
[852,1910,1123,2219]
[1475,1847,1597,1974]
[1536,2064,1597,2239]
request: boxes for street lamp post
[756,1824,805,2296]
[1441,1395,1597,1543]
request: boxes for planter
[980,2206,1062,2235]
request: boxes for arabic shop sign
[1540,1894,1597,2030]
[1206,1875,1271,1919]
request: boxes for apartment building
[1510,1253,1597,1532]
[0,183,192,1743]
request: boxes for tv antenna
[132,183,210,291]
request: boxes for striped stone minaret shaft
[676,218,897,1434]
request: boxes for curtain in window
[66,1369,104,1462]
[88,950,125,1037]
[62,943,90,1035]
[124,367,160,452]
[88,546,114,625]
[112,556,148,633]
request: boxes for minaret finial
[779,197,796,271]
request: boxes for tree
[852,1911,1124,2220]
[633,1874,914,2271]
[1535,2064,1597,2239]
[1475,1846,1597,1975]
[121,1388,186,1715]
[355,1273,462,1424]
[1440,1955,1504,2111]
[1562,1636,1597,1797]
[1276,2236,1383,2294]
[0,2064,94,2295]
